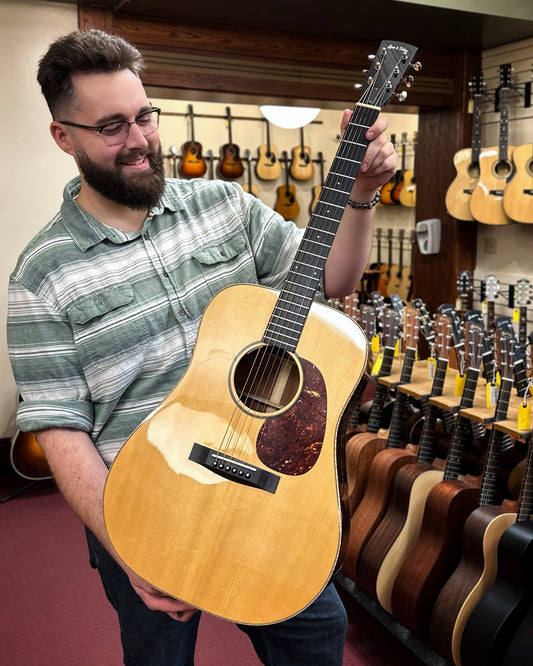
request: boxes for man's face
[64,69,165,210]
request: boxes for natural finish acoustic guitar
[469,64,515,225]
[103,40,418,626]
[255,119,281,181]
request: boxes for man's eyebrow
[95,105,153,125]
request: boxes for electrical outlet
[484,237,497,255]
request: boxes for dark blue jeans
[86,530,347,665]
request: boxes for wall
[0,0,78,438]
[473,37,533,319]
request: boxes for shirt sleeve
[7,277,94,433]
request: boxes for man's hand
[128,567,198,622]
[341,110,398,200]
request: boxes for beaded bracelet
[346,191,381,209]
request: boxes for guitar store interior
[3,1,533,665]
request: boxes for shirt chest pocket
[66,284,150,366]
[190,234,256,302]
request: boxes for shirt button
[179,309,185,315]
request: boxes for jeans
[86,529,347,666]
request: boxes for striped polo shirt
[7,176,303,465]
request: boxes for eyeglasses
[58,107,161,146]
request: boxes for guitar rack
[336,573,449,666]
[161,108,323,124]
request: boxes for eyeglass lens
[102,110,160,146]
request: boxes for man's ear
[50,121,76,157]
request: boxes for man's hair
[37,29,145,118]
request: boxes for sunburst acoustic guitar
[218,106,245,180]
[179,104,207,178]
[274,151,300,221]
[469,64,515,225]
[103,41,419,626]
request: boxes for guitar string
[210,50,406,470]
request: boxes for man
[8,29,397,665]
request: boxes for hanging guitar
[456,269,474,317]
[310,152,325,213]
[179,104,207,178]
[504,140,533,223]
[399,132,417,207]
[103,40,419,626]
[390,132,408,203]
[470,64,515,225]
[274,151,300,221]
[290,126,315,181]
[445,73,485,221]
[218,106,245,179]
[242,149,259,198]
[379,133,398,205]
[255,119,281,181]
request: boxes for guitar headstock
[383,309,401,348]
[434,314,453,361]
[411,297,434,344]
[403,306,420,350]
[360,304,377,340]
[456,270,473,301]
[515,278,532,307]
[356,41,420,109]
[484,274,500,302]
[494,327,516,382]
[369,290,387,335]
[495,315,523,362]
[464,318,485,370]
[499,63,512,89]
[390,293,405,318]
[343,292,360,320]
[437,303,463,350]
[469,72,485,97]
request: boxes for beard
[76,142,166,211]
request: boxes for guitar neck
[478,376,514,505]
[498,87,510,162]
[366,345,397,433]
[416,357,450,463]
[471,93,483,164]
[517,436,533,522]
[386,347,417,449]
[443,367,480,480]
[263,104,380,351]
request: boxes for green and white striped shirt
[8,176,303,465]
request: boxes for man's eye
[136,113,153,126]
[101,122,124,136]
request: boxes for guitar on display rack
[513,278,532,359]
[445,73,485,221]
[290,127,314,181]
[274,151,300,221]
[456,269,474,316]
[179,104,207,178]
[379,133,398,205]
[483,273,500,335]
[103,41,419,626]
[470,64,515,225]
[218,106,244,180]
[255,119,281,181]
[504,139,533,223]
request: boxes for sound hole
[233,345,301,415]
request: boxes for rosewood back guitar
[103,41,419,625]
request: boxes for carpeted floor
[0,456,428,665]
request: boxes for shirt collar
[60,176,185,252]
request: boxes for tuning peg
[394,91,408,102]
[410,61,422,72]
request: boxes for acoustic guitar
[242,149,259,198]
[470,64,515,225]
[461,433,533,666]
[390,317,485,638]
[103,40,419,626]
[218,106,245,179]
[445,73,485,221]
[255,119,281,181]
[310,152,325,213]
[390,132,408,203]
[290,127,314,181]
[399,132,417,207]
[456,269,474,316]
[504,141,533,223]
[362,314,455,611]
[274,151,300,221]
[379,133,398,205]
[179,104,207,178]
[513,278,532,358]
[429,328,519,665]
[10,429,53,481]
[386,229,411,301]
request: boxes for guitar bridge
[188,442,280,494]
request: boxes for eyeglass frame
[57,106,161,145]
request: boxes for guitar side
[104,283,368,625]
[445,148,479,221]
[503,143,533,223]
